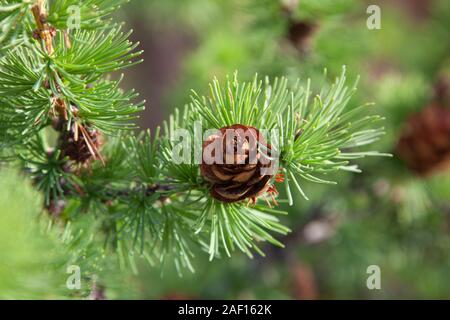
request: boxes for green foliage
[0,1,33,52]
[0,0,388,296]
[0,168,94,298]
[196,199,290,260]
[54,27,142,77]
[0,1,143,149]
[189,70,388,205]
[47,0,128,29]
[0,168,64,299]
[0,0,127,53]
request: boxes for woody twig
[31,1,102,164]
[31,0,55,55]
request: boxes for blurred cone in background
[280,0,317,54]
[397,104,450,175]
[397,73,450,175]
[287,20,317,54]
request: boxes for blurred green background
[117,0,450,299]
[1,0,450,299]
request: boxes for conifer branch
[0,0,388,274]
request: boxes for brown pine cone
[288,20,317,54]
[201,124,276,203]
[397,105,450,175]
[59,122,102,164]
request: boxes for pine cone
[201,124,275,203]
[288,20,317,53]
[59,122,102,164]
[397,105,450,175]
